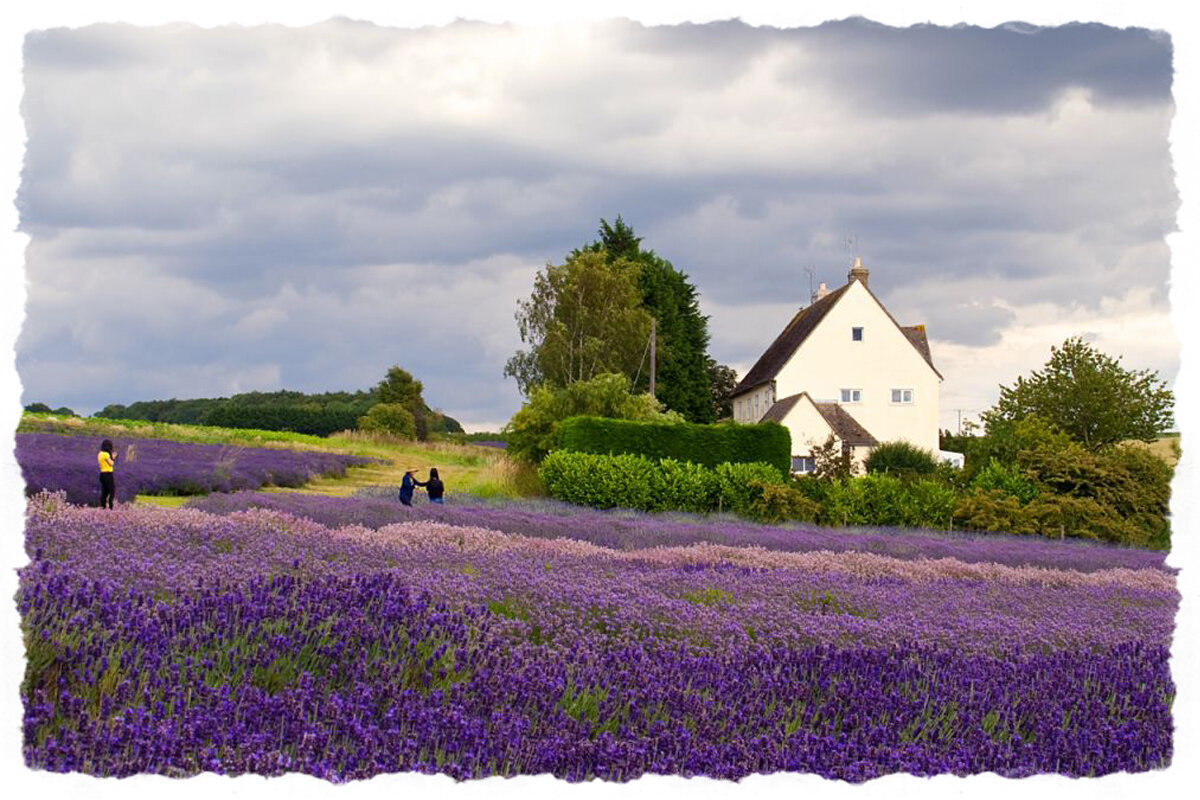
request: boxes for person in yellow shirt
[97,439,117,509]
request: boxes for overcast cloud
[15,16,1179,431]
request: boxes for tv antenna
[804,265,816,303]
[843,234,860,258]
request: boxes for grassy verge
[22,412,540,502]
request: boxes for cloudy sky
[2,4,1198,798]
[8,7,1184,434]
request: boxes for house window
[891,388,914,404]
[851,327,863,341]
[792,456,816,474]
[840,388,862,403]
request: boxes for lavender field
[19,490,1177,782]
[15,432,374,504]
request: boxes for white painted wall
[777,395,833,457]
[771,281,941,454]
[733,383,775,424]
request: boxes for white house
[731,257,944,473]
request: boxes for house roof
[901,325,933,367]
[731,278,941,398]
[759,393,803,423]
[812,401,879,447]
[761,391,879,448]
[732,284,850,397]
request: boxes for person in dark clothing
[97,439,117,509]
[415,467,445,504]
[399,468,419,506]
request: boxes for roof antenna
[805,265,816,305]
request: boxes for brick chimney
[847,256,869,288]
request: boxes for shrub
[559,415,791,477]
[864,441,939,477]
[747,483,821,524]
[820,474,955,529]
[714,461,787,515]
[538,450,656,510]
[505,374,681,463]
[970,459,1039,504]
[539,450,784,516]
[356,403,416,439]
[952,489,1039,536]
[650,458,719,513]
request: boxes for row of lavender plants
[21,495,1176,781]
[15,432,375,504]
[185,489,1173,575]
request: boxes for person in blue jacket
[399,467,420,506]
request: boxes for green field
[19,412,538,502]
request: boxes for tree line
[93,374,462,439]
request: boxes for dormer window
[851,327,863,341]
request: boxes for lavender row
[16,433,374,504]
[19,564,1172,782]
[25,497,1177,655]
[186,489,1173,574]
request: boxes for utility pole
[649,317,657,398]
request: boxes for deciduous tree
[982,337,1174,451]
[504,372,681,463]
[504,250,652,396]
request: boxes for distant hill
[96,389,463,438]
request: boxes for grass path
[13,414,539,505]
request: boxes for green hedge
[538,450,785,514]
[819,474,957,529]
[558,416,791,477]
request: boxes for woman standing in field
[399,467,419,507]
[416,467,445,504]
[97,439,117,509]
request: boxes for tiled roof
[812,402,878,447]
[759,393,803,423]
[761,392,879,448]
[731,279,942,398]
[901,325,935,374]
[732,284,849,397]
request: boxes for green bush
[539,450,785,515]
[953,489,1039,536]
[505,374,681,463]
[714,461,787,515]
[538,450,657,510]
[356,403,416,439]
[819,474,955,529]
[970,459,1040,504]
[864,441,939,477]
[747,483,821,524]
[558,415,791,477]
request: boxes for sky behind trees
[8,7,1185,435]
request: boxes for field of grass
[19,412,538,502]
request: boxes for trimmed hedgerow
[558,416,791,477]
[819,474,957,530]
[538,450,784,514]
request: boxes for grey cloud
[16,19,1177,427]
[785,18,1172,116]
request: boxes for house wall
[772,281,941,454]
[776,397,834,460]
[732,383,775,424]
